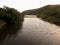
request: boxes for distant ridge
[22,4,60,15]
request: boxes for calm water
[0,18,60,45]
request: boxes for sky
[0,0,60,12]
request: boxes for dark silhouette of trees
[0,6,24,24]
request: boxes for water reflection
[0,23,23,44]
[0,18,60,45]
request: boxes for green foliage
[37,5,60,25]
[0,6,24,24]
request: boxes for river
[0,18,60,45]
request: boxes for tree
[0,6,24,24]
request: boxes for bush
[0,6,24,24]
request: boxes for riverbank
[36,5,60,26]
[0,6,24,31]
[0,20,6,30]
[1,18,60,45]
[22,5,60,26]
[37,14,60,26]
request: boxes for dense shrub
[0,6,24,24]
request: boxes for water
[0,18,60,45]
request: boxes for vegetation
[22,5,60,26]
[21,5,51,15]
[22,9,38,15]
[37,5,60,25]
[0,6,24,24]
[0,6,24,29]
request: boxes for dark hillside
[22,5,60,26]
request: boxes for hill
[22,5,60,15]
[22,5,60,26]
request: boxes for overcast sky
[0,0,60,12]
